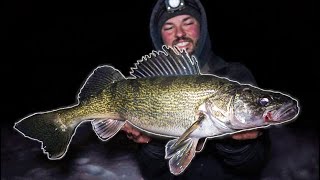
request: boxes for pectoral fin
[92,119,125,141]
[171,112,205,149]
[165,138,199,175]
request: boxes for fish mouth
[264,101,299,123]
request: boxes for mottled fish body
[14,46,300,175]
[72,75,234,138]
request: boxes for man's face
[161,15,200,54]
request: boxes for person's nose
[175,26,186,38]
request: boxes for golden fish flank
[13,45,300,176]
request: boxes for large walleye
[14,46,300,175]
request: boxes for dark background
[3,0,315,129]
[2,0,318,179]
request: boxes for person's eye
[184,21,194,26]
[163,26,173,31]
[258,97,270,106]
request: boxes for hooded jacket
[136,0,271,179]
[149,0,257,85]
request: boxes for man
[122,0,271,179]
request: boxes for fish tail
[14,109,77,160]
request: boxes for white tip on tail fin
[13,110,77,160]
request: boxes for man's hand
[121,123,151,143]
[231,130,261,140]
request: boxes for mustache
[172,37,193,46]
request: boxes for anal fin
[92,119,125,141]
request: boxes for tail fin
[14,110,76,160]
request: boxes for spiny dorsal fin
[129,45,200,78]
[78,65,125,101]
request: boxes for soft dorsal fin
[129,45,201,78]
[78,65,125,101]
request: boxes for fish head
[229,85,300,129]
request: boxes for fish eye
[258,97,270,106]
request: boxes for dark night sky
[3,0,316,130]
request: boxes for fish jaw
[229,100,299,130]
[263,100,299,124]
